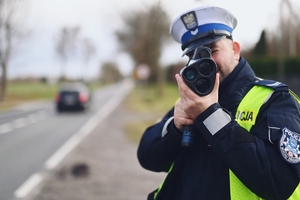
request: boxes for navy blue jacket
[137,57,300,200]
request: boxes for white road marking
[0,123,12,134]
[14,173,43,199]
[27,114,37,124]
[0,110,49,135]
[14,79,134,199]
[13,118,26,129]
[45,79,134,170]
[37,110,47,121]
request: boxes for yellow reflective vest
[154,83,300,200]
[232,84,300,200]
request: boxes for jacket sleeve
[137,107,183,172]
[193,91,300,200]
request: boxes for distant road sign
[136,64,150,80]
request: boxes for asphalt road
[0,79,163,200]
[0,103,91,200]
[27,88,166,200]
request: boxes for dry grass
[0,81,102,111]
[0,82,58,111]
[123,84,179,143]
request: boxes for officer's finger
[213,72,220,94]
[175,74,181,86]
[175,74,197,100]
[175,74,185,96]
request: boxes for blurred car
[55,82,92,112]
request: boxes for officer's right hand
[175,73,219,120]
[174,97,194,131]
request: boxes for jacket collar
[219,57,256,113]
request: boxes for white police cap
[170,6,237,55]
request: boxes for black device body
[180,46,217,147]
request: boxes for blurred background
[1,0,300,200]
[1,0,300,105]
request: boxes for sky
[7,0,300,81]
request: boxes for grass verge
[123,84,179,143]
[0,82,58,111]
[0,81,102,111]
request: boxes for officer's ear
[232,41,240,61]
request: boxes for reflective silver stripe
[267,126,280,144]
[162,117,174,137]
[203,108,231,135]
[264,91,274,104]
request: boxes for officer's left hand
[175,73,220,120]
[174,98,194,131]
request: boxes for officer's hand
[174,98,194,131]
[175,73,220,120]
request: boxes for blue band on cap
[181,23,233,44]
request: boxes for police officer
[137,6,300,200]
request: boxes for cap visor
[182,35,226,56]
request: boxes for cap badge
[181,11,198,30]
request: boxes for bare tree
[116,2,170,96]
[0,0,22,101]
[81,37,96,81]
[278,0,300,79]
[55,26,81,81]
